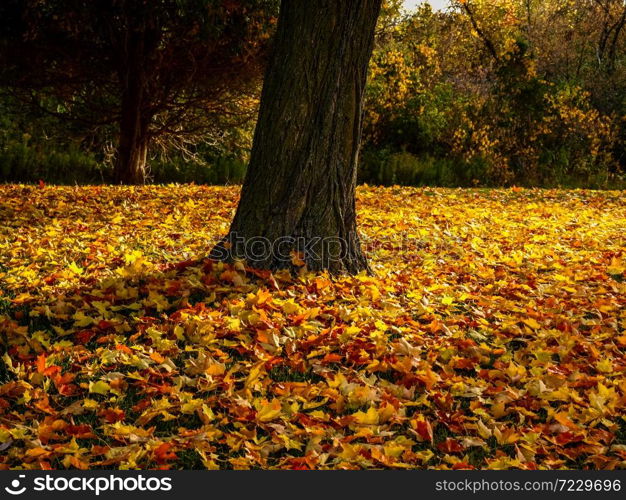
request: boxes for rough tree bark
[114,82,150,184]
[114,24,152,185]
[213,0,382,274]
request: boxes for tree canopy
[0,0,277,183]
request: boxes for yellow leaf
[205,361,226,376]
[173,325,185,340]
[282,299,301,315]
[491,402,507,418]
[523,318,541,330]
[245,363,264,389]
[476,419,492,439]
[68,261,84,275]
[353,406,379,426]
[89,381,111,395]
[596,359,613,373]
[83,399,99,410]
[256,399,282,422]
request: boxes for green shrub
[359,150,489,187]
[0,135,105,184]
[0,131,249,185]
[150,155,247,184]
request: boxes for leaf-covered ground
[0,185,625,470]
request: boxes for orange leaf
[154,443,178,464]
[36,353,47,374]
[150,352,166,364]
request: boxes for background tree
[359,0,625,188]
[214,0,383,273]
[0,0,277,184]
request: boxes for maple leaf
[0,185,624,470]
[353,406,380,426]
[256,399,282,422]
[88,381,111,395]
[154,443,178,464]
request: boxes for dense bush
[0,135,104,184]
[359,1,626,189]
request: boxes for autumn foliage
[0,185,624,469]
[361,0,626,188]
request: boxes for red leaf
[154,443,178,464]
[437,438,463,454]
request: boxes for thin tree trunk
[213,0,382,274]
[114,26,150,185]
[607,6,626,74]
[114,94,149,184]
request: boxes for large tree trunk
[213,0,382,274]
